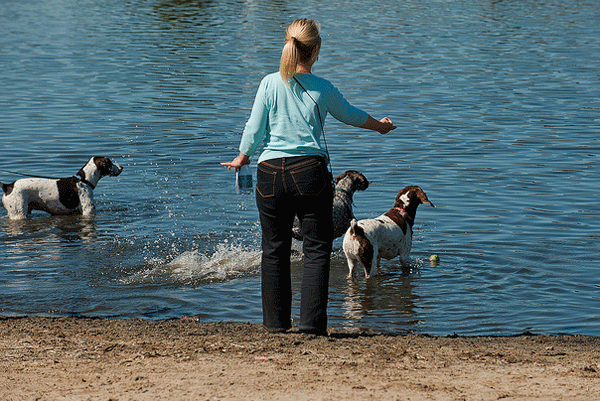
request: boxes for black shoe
[264,325,290,334]
[298,326,328,336]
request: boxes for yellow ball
[429,254,440,264]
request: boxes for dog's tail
[347,219,374,273]
[348,219,360,237]
[2,182,14,196]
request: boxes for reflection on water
[342,273,418,330]
[3,215,98,263]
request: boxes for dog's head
[94,156,123,177]
[77,157,123,186]
[394,186,435,211]
[335,170,370,192]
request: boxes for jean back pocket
[256,164,277,198]
[290,160,327,196]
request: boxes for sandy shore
[1,316,599,400]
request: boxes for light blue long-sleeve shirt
[239,72,369,164]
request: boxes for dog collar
[393,207,408,217]
[75,176,96,190]
[385,207,414,228]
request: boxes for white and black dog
[1,156,123,219]
[343,185,434,278]
[292,170,370,241]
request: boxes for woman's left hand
[221,153,250,172]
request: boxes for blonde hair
[280,19,321,84]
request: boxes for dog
[342,185,434,278]
[1,156,123,219]
[292,170,370,241]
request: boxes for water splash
[168,244,261,283]
[119,241,262,287]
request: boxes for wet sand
[1,316,599,400]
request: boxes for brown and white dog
[1,156,123,220]
[342,185,434,278]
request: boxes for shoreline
[2,316,599,400]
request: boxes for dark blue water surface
[1,0,599,336]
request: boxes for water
[1,0,599,336]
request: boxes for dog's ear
[335,170,352,184]
[94,156,111,169]
[396,186,435,208]
[2,182,14,196]
[94,157,116,176]
[353,171,369,190]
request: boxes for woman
[222,18,396,335]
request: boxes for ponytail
[280,19,321,85]
[280,37,300,83]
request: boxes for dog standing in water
[292,170,370,241]
[343,185,434,278]
[1,156,123,219]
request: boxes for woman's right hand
[360,116,397,135]
[376,117,396,135]
[220,152,250,172]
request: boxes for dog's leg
[343,236,364,278]
[79,187,95,216]
[345,255,360,278]
[366,247,379,278]
[4,196,29,220]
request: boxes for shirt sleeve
[239,78,269,156]
[324,83,369,127]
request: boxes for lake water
[1,0,599,336]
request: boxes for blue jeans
[255,156,334,333]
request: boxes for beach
[1,316,599,400]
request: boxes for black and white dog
[1,156,123,219]
[343,185,434,278]
[292,170,370,241]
